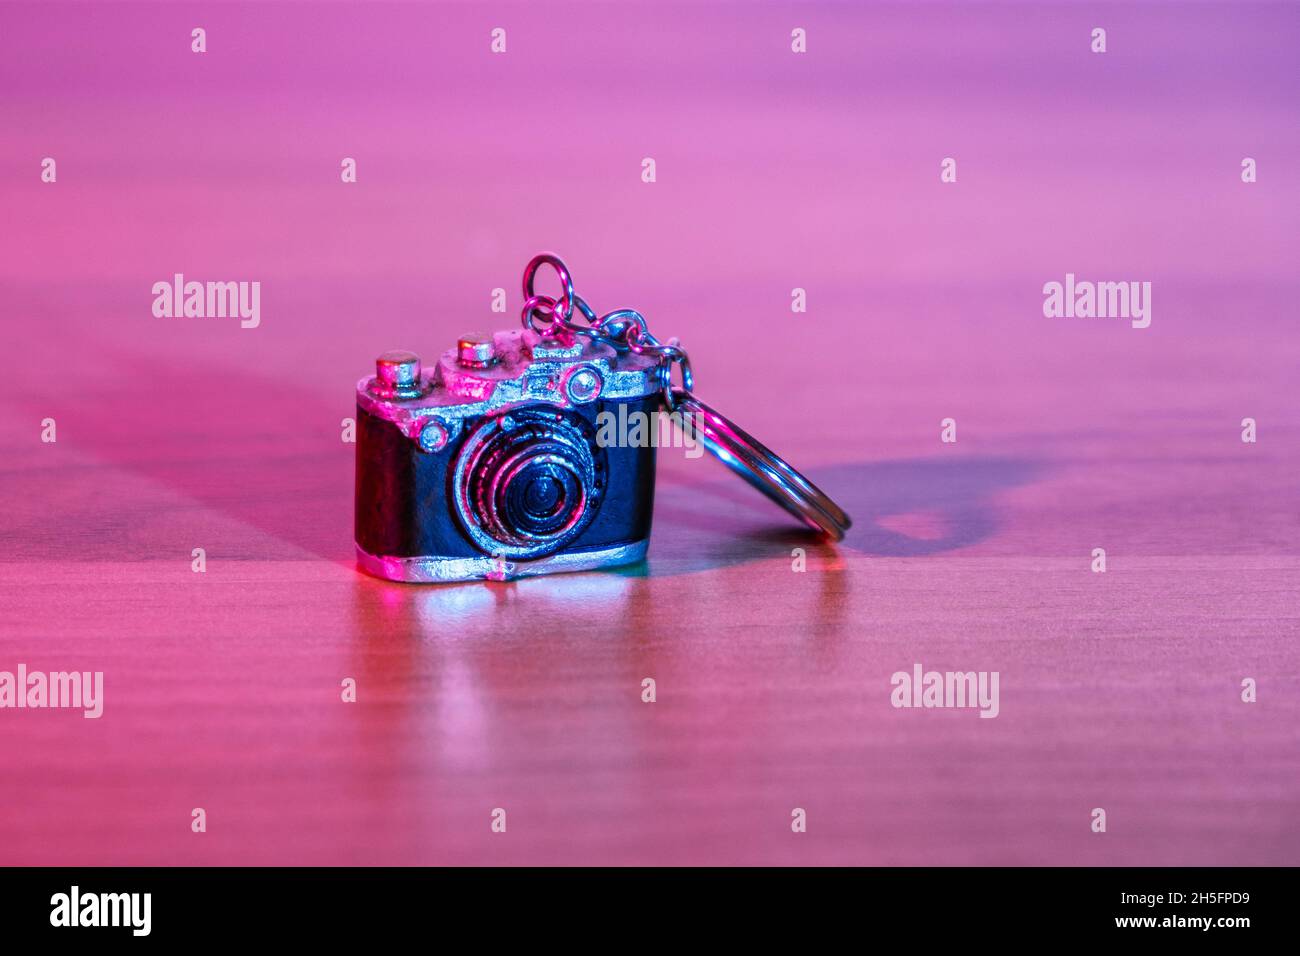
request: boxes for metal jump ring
[571,294,600,327]
[660,354,693,409]
[625,327,693,408]
[522,254,575,326]
[521,293,563,334]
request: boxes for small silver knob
[457,333,498,368]
[376,350,421,389]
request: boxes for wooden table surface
[1,1,1297,866]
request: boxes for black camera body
[355,329,661,582]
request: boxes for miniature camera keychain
[354,253,851,582]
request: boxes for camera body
[355,329,661,582]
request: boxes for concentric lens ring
[451,409,606,559]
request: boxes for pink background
[1,1,1297,865]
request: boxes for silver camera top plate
[356,329,661,446]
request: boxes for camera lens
[522,474,562,515]
[509,466,574,534]
[452,409,606,559]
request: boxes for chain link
[521,254,693,410]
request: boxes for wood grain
[1,0,1297,866]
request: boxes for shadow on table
[648,455,1044,573]
[2,350,355,564]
